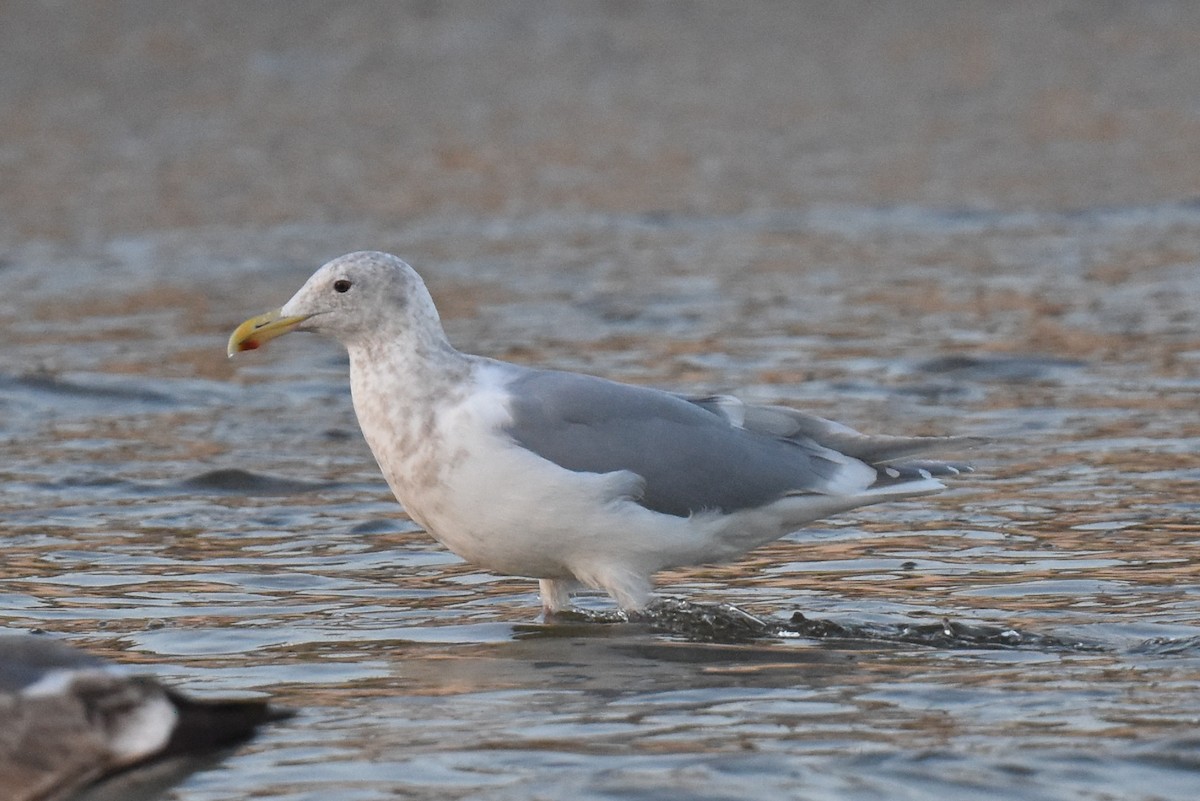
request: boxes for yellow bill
[227,309,311,357]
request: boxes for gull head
[228,251,442,356]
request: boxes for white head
[228,251,447,355]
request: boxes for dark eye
[333,279,352,293]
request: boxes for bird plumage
[229,251,981,613]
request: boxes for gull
[0,634,287,801]
[229,251,978,613]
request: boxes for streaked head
[227,251,442,355]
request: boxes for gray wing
[505,369,881,517]
[686,395,986,465]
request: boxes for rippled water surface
[4,205,1198,800]
[4,3,1200,800]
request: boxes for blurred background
[7,1,1200,242]
[2,3,1199,800]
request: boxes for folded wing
[503,369,976,517]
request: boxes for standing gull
[229,251,978,613]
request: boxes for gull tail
[869,459,975,489]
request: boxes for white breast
[350,359,648,579]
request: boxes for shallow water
[5,3,1200,799]
[2,203,1199,800]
